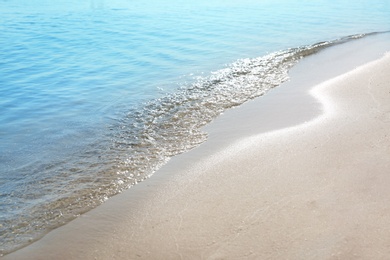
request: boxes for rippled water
[1,0,390,255]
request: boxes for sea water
[1,0,390,255]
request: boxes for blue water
[1,0,390,255]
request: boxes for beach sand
[4,47,390,259]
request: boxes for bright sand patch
[4,51,390,259]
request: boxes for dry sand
[4,49,390,259]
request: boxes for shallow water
[1,0,390,255]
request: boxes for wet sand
[4,44,390,258]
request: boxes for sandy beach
[4,45,390,259]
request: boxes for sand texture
[4,52,390,259]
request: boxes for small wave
[111,32,380,187]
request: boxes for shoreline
[4,37,390,258]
